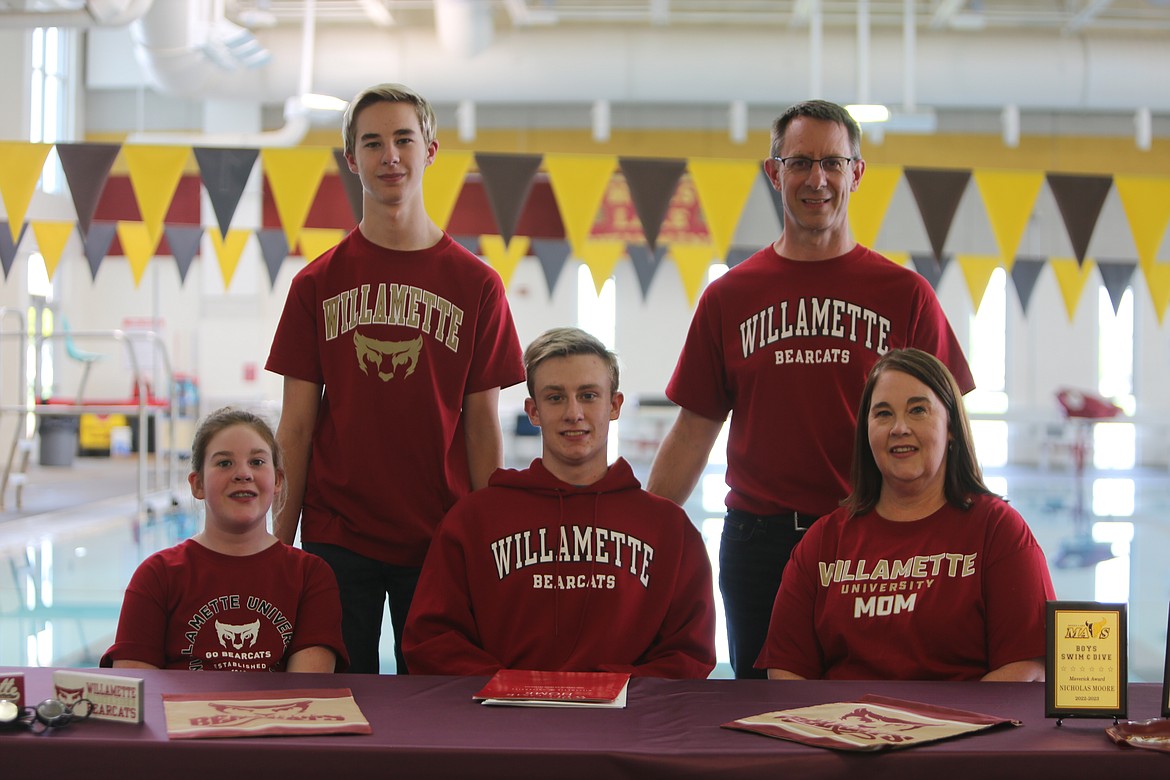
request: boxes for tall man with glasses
[647,99,975,679]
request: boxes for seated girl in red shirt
[102,408,347,672]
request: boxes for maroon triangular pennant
[903,168,972,264]
[164,225,203,285]
[618,158,687,249]
[1010,257,1047,314]
[56,142,120,238]
[332,148,364,223]
[474,153,543,244]
[1046,173,1113,265]
[193,147,259,239]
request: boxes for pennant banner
[424,149,473,231]
[82,223,117,281]
[1143,262,1170,324]
[956,254,1002,313]
[973,169,1045,270]
[479,234,531,288]
[0,142,52,242]
[850,164,903,250]
[331,148,364,223]
[1113,176,1170,271]
[475,153,543,244]
[579,239,626,294]
[618,157,687,249]
[726,246,756,268]
[115,221,161,287]
[122,145,191,245]
[1010,257,1047,313]
[31,221,74,280]
[1046,173,1113,266]
[298,228,346,263]
[911,252,943,289]
[0,221,28,278]
[209,228,251,290]
[1050,257,1097,321]
[1096,259,1137,315]
[164,225,203,284]
[256,228,290,287]
[531,238,572,296]
[626,243,667,299]
[56,142,120,238]
[669,243,716,306]
[904,168,972,264]
[194,147,259,239]
[687,158,759,262]
[262,147,332,251]
[545,154,616,259]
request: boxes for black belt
[728,508,821,533]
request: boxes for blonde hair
[342,83,437,157]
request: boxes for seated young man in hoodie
[403,327,716,679]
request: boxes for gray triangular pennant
[911,252,943,289]
[452,235,481,256]
[164,225,204,284]
[1096,259,1137,315]
[0,221,27,277]
[474,153,543,244]
[256,229,290,286]
[726,246,756,268]
[193,147,259,238]
[56,142,120,238]
[626,243,667,299]
[618,157,687,249]
[332,148,364,223]
[82,223,117,281]
[531,238,571,296]
[1011,257,1047,314]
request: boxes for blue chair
[61,316,103,403]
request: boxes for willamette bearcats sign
[52,670,144,724]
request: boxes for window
[30,26,74,192]
[1095,287,1135,469]
[966,267,1008,467]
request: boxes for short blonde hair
[342,83,437,157]
[524,327,619,398]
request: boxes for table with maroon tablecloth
[3,667,1166,779]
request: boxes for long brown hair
[843,349,993,516]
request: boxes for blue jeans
[718,508,819,679]
[304,542,420,675]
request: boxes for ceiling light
[299,93,348,112]
[845,104,890,123]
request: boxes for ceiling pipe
[808,0,823,99]
[0,0,153,28]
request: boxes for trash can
[39,414,79,467]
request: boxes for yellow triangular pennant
[479,234,531,288]
[121,145,190,246]
[1050,256,1097,321]
[956,254,1002,312]
[973,169,1045,270]
[261,147,332,250]
[30,221,75,280]
[1114,175,1170,272]
[298,227,346,263]
[545,154,617,259]
[209,228,251,289]
[115,221,161,288]
[687,158,759,262]
[423,149,473,230]
[1142,263,1170,325]
[0,142,53,242]
[668,243,716,307]
[883,251,911,266]
[579,239,626,294]
[849,163,902,249]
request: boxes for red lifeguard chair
[1052,388,1124,569]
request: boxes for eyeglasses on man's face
[770,156,856,175]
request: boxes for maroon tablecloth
[3,667,1165,779]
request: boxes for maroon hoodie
[403,458,716,678]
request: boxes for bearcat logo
[1064,616,1110,639]
[216,619,261,651]
[52,684,85,706]
[354,332,423,381]
[779,706,927,744]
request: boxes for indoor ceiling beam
[1065,0,1114,34]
